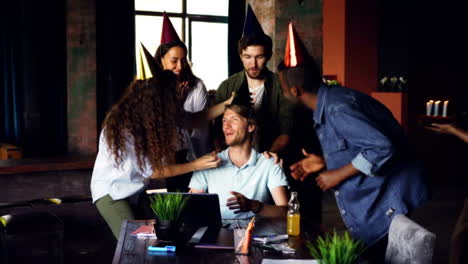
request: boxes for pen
[148,245,176,252]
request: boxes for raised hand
[425,123,456,135]
[192,151,221,171]
[290,149,325,181]
[178,80,189,90]
[226,191,253,214]
[249,92,257,104]
[226,91,236,105]
[316,169,343,191]
[263,151,283,167]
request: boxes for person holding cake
[426,122,468,264]
[426,123,468,143]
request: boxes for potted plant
[149,193,189,242]
[306,231,366,264]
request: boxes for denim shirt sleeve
[329,103,395,176]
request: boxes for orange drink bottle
[287,191,300,236]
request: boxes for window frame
[135,1,228,62]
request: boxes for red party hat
[161,12,181,44]
[284,22,305,68]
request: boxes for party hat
[136,42,156,80]
[231,79,253,108]
[161,12,181,44]
[242,4,265,37]
[284,22,306,68]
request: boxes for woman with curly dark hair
[91,70,233,238]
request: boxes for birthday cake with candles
[421,100,454,125]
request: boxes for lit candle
[426,100,434,115]
[433,100,441,116]
[442,100,449,117]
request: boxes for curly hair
[102,71,185,176]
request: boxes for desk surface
[113,219,319,264]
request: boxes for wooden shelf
[0,156,95,175]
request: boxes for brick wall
[249,0,323,72]
[66,0,97,155]
[275,0,323,73]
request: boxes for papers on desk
[254,234,288,244]
[262,259,319,264]
[269,242,296,254]
[130,225,156,238]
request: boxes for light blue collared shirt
[189,148,288,219]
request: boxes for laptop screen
[153,192,222,229]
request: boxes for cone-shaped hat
[284,22,306,68]
[242,4,265,37]
[231,79,253,108]
[136,42,156,80]
[161,12,181,44]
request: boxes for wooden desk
[113,219,319,264]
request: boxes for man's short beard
[226,138,243,147]
[225,134,253,147]
[245,68,265,80]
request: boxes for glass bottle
[287,191,300,236]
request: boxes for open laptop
[153,192,234,248]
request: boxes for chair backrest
[385,214,436,264]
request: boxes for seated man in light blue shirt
[189,104,289,219]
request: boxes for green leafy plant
[325,79,341,86]
[306,231,366,264]
[378,76,408,92]
[149,193,189,221]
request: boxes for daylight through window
[135,0,229,91]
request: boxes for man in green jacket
[214,33,294,154]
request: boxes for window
[135,0,229,91]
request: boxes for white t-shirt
[184,78,209,157]
[91,129,194,203]
[249,83,265,112]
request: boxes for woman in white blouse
[91,71,233,238]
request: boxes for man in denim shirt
[277,24,429,259]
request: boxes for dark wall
[96,0,135,132]
[376,0,467,189]
[3,0,136,156]
[345,0,378,95]
[17,0,67,157]
[378,0,408,78]
[409,2,468,189]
